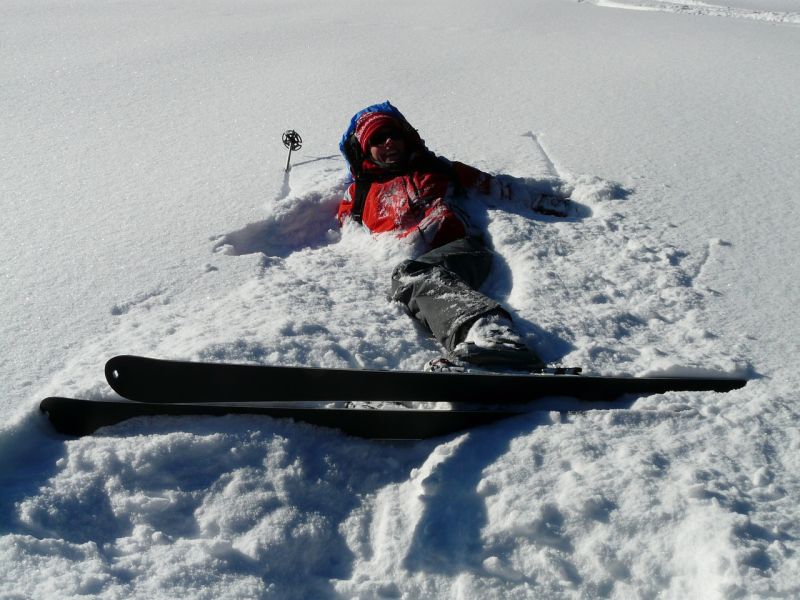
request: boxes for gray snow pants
[390,236,510,352]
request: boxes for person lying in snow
[338,101,569,370]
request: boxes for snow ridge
[583,0,800,24]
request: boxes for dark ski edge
[39,397,525,440]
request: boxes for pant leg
[391,237,510,351]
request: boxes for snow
[2,0,799,597]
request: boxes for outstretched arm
[452,162,572,218]
[493,174,573,217]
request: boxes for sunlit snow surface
[2,0,799,598]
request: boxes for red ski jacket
[337,156,493,250]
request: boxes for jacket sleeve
[450,161,494,195]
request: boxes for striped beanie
[354,112,402,152]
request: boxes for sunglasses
[369,128,403,146]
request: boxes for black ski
[106,354,747,404]
[39,397,523,439]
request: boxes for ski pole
[282,130,302,172]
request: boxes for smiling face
[368,127,407,164]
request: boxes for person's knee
[392,258,432,280]
[391,259,412,280]
[391,259,419,303]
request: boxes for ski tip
[105,356,123,387]
[105,354,147,380]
